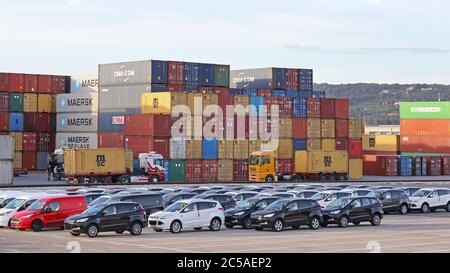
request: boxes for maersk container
[99,60,152,86]
[293,139,307,151]
[99,84,152,110]
[215,65,230,87]
[0,136,14,160]
[70,74,98,93]
[230,68,287,89]
[169,160,186,183]
[202,139,218,160]
[184,62,200,86]
[98,111,125,132]
[299,69,313,91]
[56,113,98,132]
[55,133,98,149]
[151,60,168,84]
[293,97,307,118]
[56,93,98,113]
[0,161,13,185]
[9,93,24,112]
[9,112,23,132]
[199,63,215,86]
[249,96,264,117]
[399,156,413,176]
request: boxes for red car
[10,196,87,232]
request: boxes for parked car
[397,187,421,197]
[164,192,197,206]
[0,191,23,209]
[371,189,409,214]
[225,196,279,229]
[148,199,224,233]
[64,202,147,238]
[347,189,374,197]
[295,190,319,199]
[84,193,105,205]
[311,191,352,208]
[201,194,236,210]
[322,197,383,228]
[231,191,258,203]
[250,198,323,232]
[408,188,450,213]
[109,193,164,216]
[10,195,87,232]
[270,192,297,199]
[0,193,46,228]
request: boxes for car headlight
[21,214,34,219]
[75,218,89,223]
[264,213,275,218]
[330,210,341,215]
[234,211,245,216]
[0,212,10,217]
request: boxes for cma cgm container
[400,119,450,137]
[230,68,286,89]
[99,60,153,87]
[124,114,171,136]
[400,101,450,119]
[99,84,152,110]
[56,93,98,113]
[98,111,125,132]
[55,133,98,149]
[57,113,98,132]
[70,74,98,93]
[363,155,398,176]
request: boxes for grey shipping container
[0,135,14,160]
[0,161,13,185]
[56,113,98,132]
[99,60,152,86]
[36,152,49,170]
[170,138,186,159]
[230,68,275,89]
[70,74,98,93]
[56,93,98,113]
[99,84,152,110]
[55,133,98,149]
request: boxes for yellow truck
[249,150,349,182]
[64,148,133,184]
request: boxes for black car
[322,197,384,228]
[397,187,421,197]
[233,191,259,203]
[163,192,197,206]
[372,189,409,214]
[64,202,148,238]
[203,194,236,210]
[225,196,279,229]
[296,191,320,199]
[84,193,104,205]
[110,193,164,216]
[351,189,374,197]
[251,199,323,232]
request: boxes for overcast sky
[1,0,450,84]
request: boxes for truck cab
[140,152,165,183]
[249,151,276,182]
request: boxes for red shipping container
[292,118,307,138]
[125,136,154,158]
[363,151,399,156]
[37,132,51,152]
[202,160,218,182]
[348,139,362,159]
[23,113,37,132]
[199,86,215,94]
[427,157,442,176]
[152,137,170,159]
[9,73,25,92]
[278,97,293,118]
[22,132,38,152]
[214,87,229,95]
[0,73,9,91]
[0,92,9,112]
[52,75,66,94]
[233,160,249,181]
[24,74,38,93]
[443,157,450,175]
[124,114,171,137]
[285,69,299,90]
[167,84,183,93]
[363,155,398,176]
[257,89,272,97]
[335,138,348,150]
[186,160,202,183]
[22,152,37,171]
[400,136,450,153]
[320,98,335,119]
[277,159,293,175]
[334,99,349,119]
[36,113,51,132]
[218,92,234,116]
[98,132,124,148]
[307,98,321,118]
[168,61,184,85]
[0,112,8,131]
[335,119,349,138]
[37,75,52,93]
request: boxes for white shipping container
[56,113,98,132]
[99,84,152,110]
[56,93,98,113]
[0,136,14,160]
[99,60,152,86]
[170,138,186,159]
[0,161,13,185]
[55,133,98,149]
[70,74,98,93]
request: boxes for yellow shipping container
[261,140,278,158]
[349,119,364,139]
[233,140,249,159]
[24,93,38,113]
[234,95,249,115]
[218,159,233,181]
[218,140,234,159]
[64,148,128,177]
[278,139,293,159]
[249,139,262,155]
[362,134,400,152]
[186,140,202,159]
[37,94,52,113]
[13,152,22,170]
[321,119,335,138]
[171,93,187,117]
[349,159,363,179]
[141,92,171,114]
[9,132,23,151]
[279,118,292,138]
[307,139,321,151]
[125,150,134,173]
[187,93,203,116]
[307,118,321,138]
[295,151,349,174]
[202,94,219,112]
[51,95,57,113]
[322,139,336,151]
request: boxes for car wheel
[265,175,274,183]
[87,224,98,238]
[170,220,182,234]
[115,230,125,234]
[309,217,320,230]
[70,232,80,236]
[446,202,450,212]
[272,219,284,232]
[400,204,408,215]
[371,213,382,226]
[209,218,221,231]
[130,222,143,236]
[338,216,349,228]
[8,219,12,228]
[421,203,430,213]
[31,220,43,232]
[194,227,202,231]
[225,224,234,229]
[242,217,253,229]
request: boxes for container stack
[0,135,14,184]
[362,134,400,176]
[0,72,69,173]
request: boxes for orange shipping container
[400,119,450,137]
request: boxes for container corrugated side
[37,94,52,113]
[70,74,98,93]
[99,84,152,110]
[55,133,98,149]
[362,135,399,152]
[141,92,171,114]
[170,138,186,159]
[56,93,98,113]
[23,93,38,112]
[218,159,233,181]
[99,60,152,86]
[64,148,126,176]
[0,161,13,185]
[0,135,14,160]
[349,159,363,179]
[56,113,98,132]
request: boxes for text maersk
[67,137,91,143]
[66,98,93,107]
[67,118,93,126]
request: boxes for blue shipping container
[133,159,140,176]
[242,89,258,96]
[249,96,264,117]
[286,90,299,97]
[151,84,167,92]
[399,156,413,176]
[199,63,215,86]
[164,160,170,182]
[272,89,286,97]
[293,97,307,118]
[184,62,200,86]
[183,85,199,93]
[98,111,125,132]
[202,139,218,160]
[312,91,326,98]
[229,88,243,96]
[273,68,286,89]
[298,91,313,98]
[293,139,307,151]
[299,69,313,91]
[9,112,24,132]
[151,60,168,84]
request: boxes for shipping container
[186,93,203,116]
[22,151,37,171]
[257,89,272,97]
[168,61,184,85]
[307,139,321,151]
[443,156,450,175]
[218,140,234,159]
[202,160,219,182]
[198,64,215,86]
[170,93,188,117]
[124,114,171,137]
[321,139,336,152]
[37,75,52,93]
[0,73,9,91]
[37,132,51,152]
[35,113,51,132]
[13,152,22,170]
[22,132,37,152]
[292,118,307,138]
[0,135,14,160]
[321,119,335,138]
[278,139,293,159]
[233,140,249,160]
[0,112,8,131]
[299,69,313,91]
[23,113,36,132]
[349,159,363,179]
[427,157,442,176]
[52,76,66,94]
[9,112,23,132]
[232,160,248,181]
[214,87,229,95]
[320,98,335,119]
[22,74,37,93]
[285,69,299,90]
[55,133,98,149]
[98,132,124,148]
[272,89,286,97]
[0,92,9,112]
[9,73,24,92]
[169,160,186,182]
[186,140,202,159]
[334,99,349,119]
[349,119,364,139]
[9,93,24,112]
[36,152,49,170]
[56,93,98,113]
[186,160,202,183]
[215,65,230,87]
[218,159,233,181]
[277,159,293,175]
[335,138,348,150]
[307,98,321,118]
[348,139,363,159]
[248,139,262,155]
[286,90,299,97]
[249,96,264,117]
[0,161,13,185]
[203,94,219,112]
[399,156,413,176]
[362,134,399,152]
[295,151,348,174]
[37,94,52,113]
[9,132,22,151]
[400,101,450,119]
[203,139,218,160]
[233,95,249,115]
[278,118,292,138]
[307,118,321,139]
[169,138,186,159]
[57,113,98,132]
[400,119,450,137]
[230,68,287,89]
[99,84,152,110]
[293,139,307,151]
[219,92,234,117]
[70,74,98,93]
[335,119,349,138]
[363,155,398,176]
[400,135,450,153]
[124,136,152,158]
[153,137,170,159]
[151,60,168,84]
[99,60,152,86]
[184,62,200,87]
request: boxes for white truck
[138,152,166,183]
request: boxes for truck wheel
[338,174,347,181]
[319,174,327,181]
[151,176,160,183]
[265,175,274,183]
[118,176,131,184]
[77,177,85,184]
[89,177,98,184]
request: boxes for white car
[0,193,45,227]
[408,188,450,213]
[148,199,225,233]
[311,191,352,208]
[0,191,23,209]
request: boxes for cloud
[284,44,450,54]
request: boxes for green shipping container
[9,93,24,112]
[400,101,450,119]
[215,64,230,87]
[169,160,186,183]
[401,152,449,157]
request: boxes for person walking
[47,157,55,181]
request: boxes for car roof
[37,195,85,202]
[181,198,219,203]
[102,201,140,206]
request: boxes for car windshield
[412,190,431,197]
[88,196,111,206]
[4,199,26,209]
[328,198,352,209]
[164,202,188,212]
[311,192,328,201]
[236,199,256,210]
[27,200,46,211]
[264,200,288,211]
[249,155,260,166]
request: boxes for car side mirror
[428,195,435,198]
[43,207,50,213]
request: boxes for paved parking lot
[1,213,450,253]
